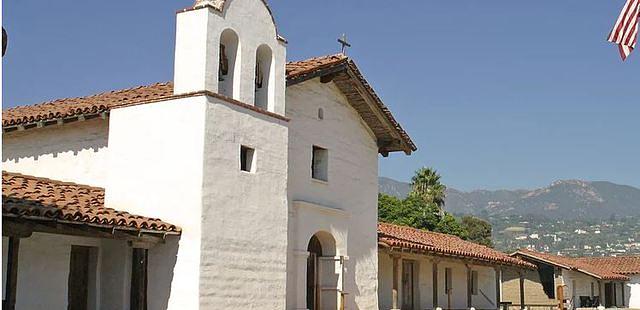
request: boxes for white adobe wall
[286,79,380,309]
[2,118,109,187]
[378,252,499,310]
[174,0,287,115]
[628,275,640,309]
[562,270,601,306]
[472,265,499,309]
[1,233,130,310]
[436,260,476,309]
[199,96,289,308]
[378,252,394,310]
[106,96,207,310]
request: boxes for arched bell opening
[254,44,273,110]
[218,28,240,99]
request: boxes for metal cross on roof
[338,33,351,54]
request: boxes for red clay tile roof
[286,54,348,80]
[513,249,629,280]
[3,54,416,154]
[576,256,640,275]
[2,171,180,234]
[378,222,535,269]
[2,82,174,128]
[287,54,416,154]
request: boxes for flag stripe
[611,0,636,42]
[620,2,639,44]
[608,0,640,60]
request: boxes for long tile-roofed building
[378,222,536,269]
[514,249,631,280]
[576,256,640,275]
[2,171,180,234]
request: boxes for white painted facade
[2,0,390,309]
[628,275,640,309]
[286,79,380,309]
[1,234,131,310]
[560,269,631,308]
[378,252,501,310]
[2,118,109,187]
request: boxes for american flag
[608,0,640,61]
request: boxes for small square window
[240,146,255,172]
[311,146,328,182]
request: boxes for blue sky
[3,1,639,190]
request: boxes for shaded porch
[2,171,181,310]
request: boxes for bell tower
[173,0,287,115]
[172,0,290,308]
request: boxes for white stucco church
[2,0,417,309]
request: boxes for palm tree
[410,167,447,210]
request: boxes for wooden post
[519,271,525,310]
[621,281,626,307]
[392,255,400,310]
[130,248,148,310]
[433,261,439,309]
[4,237,20,310]
[466,265,472,309]
[495,268,501,310]
[598,281,603,306]
[557,285,564,310]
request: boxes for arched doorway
[306,232,339,310]
[307,235,322,310]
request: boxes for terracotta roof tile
[287,54,416,154]
[3,54,416,154]
[576,256,640,275]
[285,53,348,80]
[378,222,535,268]
[3,82,174,127]
[2,171,180,233]
[514,249,629,280]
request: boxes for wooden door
[604,283,614,307]
[307,252,319,310]
[68,246,90,310]
[318,256,341,310]
[402,261,415,310]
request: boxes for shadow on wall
[148,237,180,310]
[2,118,108,163]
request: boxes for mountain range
[378,177,640,220]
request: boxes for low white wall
[378,251,499,310]
[627,275,640,309]
[563,270,593,305]
[3,233,129,310]
[2,118,109,187]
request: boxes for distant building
[503,249,640,309]
[377,223,534,310]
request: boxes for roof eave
[287,59,417,156]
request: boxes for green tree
[410,167,446,210]
[435,213,468,239]
[378,167,497,245]
[378,194,440,231]
[461,216,493,247]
